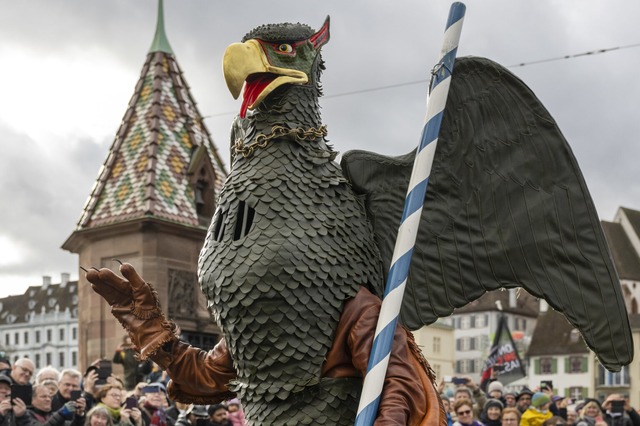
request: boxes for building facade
[0,275,79,373]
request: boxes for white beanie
[488,381,504,394]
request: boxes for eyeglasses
[17,365,33,376]
[457,410,472,416]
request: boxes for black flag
[480,314,526,389]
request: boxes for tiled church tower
[63,1,227,370]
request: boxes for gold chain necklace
[233,125,328,158]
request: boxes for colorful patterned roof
[76,6,226,230]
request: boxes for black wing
[341,56,633,371]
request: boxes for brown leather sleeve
[152,338,237,404]
[323,287,444,426]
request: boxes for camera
[10,384,32,407]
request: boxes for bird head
[223,17,330,118]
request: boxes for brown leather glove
[86,263,179,360]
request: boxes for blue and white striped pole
[354,3,466,425]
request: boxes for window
[433,337,441,354]
[433,363,441,378]
[59,329,64,341]
[456,360,464,374]
[72,327,77,340]
[45,353,52,366]
[59,352,64,368]
[23,332,28,344]
[14,332,19,345]
[35,331,40,343]
[480,335,490,351]
[460,316,471,329]
[569,386,586,400]
[469,337,477,351]
[467,359,477,373]
[72,351,77,367]
[514,317,528,332]
[476,314,487,328]
[569,356,586,374]
[469,315,476,328]
[598,365,629,386]
[35,354,41,369]
[4,334,9,346]
[46,329,52,342]
[459,337,470,351]
[541,358,553,374]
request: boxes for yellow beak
[223,40,308,111]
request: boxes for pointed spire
[149,0,174,54]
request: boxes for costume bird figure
[87,16,633,426]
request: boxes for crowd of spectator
[2,347,639,426]
[439,376,640,426]
[0,350,244,426]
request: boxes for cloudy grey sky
[1,0,639,297]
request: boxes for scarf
[98,402,122,421]
[144,402,167,426]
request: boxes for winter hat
[484,399,505,411]
[188,406,209,418]
[517,387,534,401]
[227,398,241,407]
[488,381,504,394]
[532,392,551,408]
[0,374,11,386]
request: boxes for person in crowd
[488,382,505,401]
[566,406,578,426]
[601,394,640,426]
[10,359,35,385]
[41,380,59,398]
[551,396,568,420]
[502,407,522,426]
[174,405,208,426]
[28,383,86,426]
[521,392,553,426]
[482,399,505,426]
[225,398,245,426]
[81,366,100,414]
[207,404,231,426]
[542,416,566,426]
[504,393,518,409]
[52,369,84,412]
[144,364,164,386]
[576,400,606,426]
[517,389,534,414]
[128,383,149,402]
[95,383,142,426]
[442,394,454,426]
[84,406,114,426]
[0,373,30,426]
[113,337,149,392]
[35,367,61,385]
[455,378,488,419]
[165,403,188,424]
[138,383,173,426]
[0,356,11,376]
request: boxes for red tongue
[240,73,277,118]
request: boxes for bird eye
[277,44,293,53]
